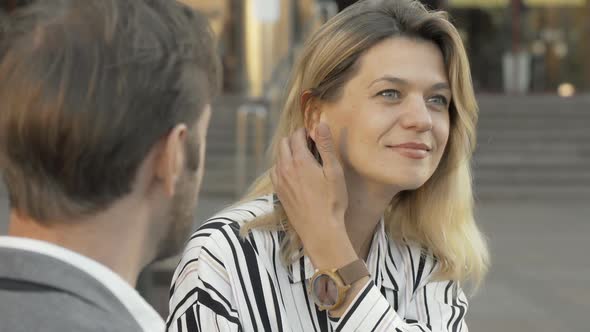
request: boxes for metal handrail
[235,102,268,197]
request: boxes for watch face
[311,273,339,307]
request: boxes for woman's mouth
[387,142,431,160]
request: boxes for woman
[167,0,489,331]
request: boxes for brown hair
[0,0,221,222]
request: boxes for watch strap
[337,259,369,285]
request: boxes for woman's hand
[270,123,357,269]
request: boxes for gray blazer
[0,247,143,332]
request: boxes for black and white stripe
[167,195,470,331]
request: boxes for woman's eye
[377,89,401,99]
[428,95,449,106]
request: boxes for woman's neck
[344,174,399,261]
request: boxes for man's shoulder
[0,278,140,332]
[0,246,143,331]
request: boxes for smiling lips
[388,142,431,159]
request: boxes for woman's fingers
[290,128,316,167]
[277,136,294,180]
[274,126,346,193]
[279,136,293,165]
[314,122,343,180]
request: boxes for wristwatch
[309,259,370,311]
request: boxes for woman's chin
[393,179,428,192]
[371,169,431,190]
[361,176,428,194]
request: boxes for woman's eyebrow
[368,76,408,88]
[368,76,450,92]
[430,82,451,91]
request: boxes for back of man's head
[0,0,220,222]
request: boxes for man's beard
[152,130,203,262]
[153,170,199,262]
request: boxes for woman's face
[317,37,451,191]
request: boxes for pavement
[1,180,589,331]
[469,198,590,332]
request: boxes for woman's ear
[300,90,322,139]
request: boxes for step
[205,141,268,154]
[477,109,590,118]
[200,171,263,196]
[476,94,590,106]
[200,166,259,182]
[474,176,590,186]
[478,111,590,118]
[474,163,590,173]
[473,164,590,175]
[477,123,590,131]
[200,181,235,196]
[474,150,590,160]
[474,185,590,201]
[476,135,590,144]
[475,143,590,153]
[478,128,590,136]
[207,129,272,140]
[204,154,265,167]
[474,154,590,165]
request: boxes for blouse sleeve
[166,227,242,332]
[329,253,469,332]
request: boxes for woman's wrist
[302,222,358,270]
[328,275,371,318]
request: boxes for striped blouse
[167,195,469,332]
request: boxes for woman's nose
[399,95,433,132]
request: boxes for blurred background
[1,0,589,331]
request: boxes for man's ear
[155,124,188,197]
[300,90,322,139]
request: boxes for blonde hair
[239,0,489,288]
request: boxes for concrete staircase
[199,94,590,201]
[201,95,272,198]
[473,94,590,200]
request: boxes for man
[0,0,220,331]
